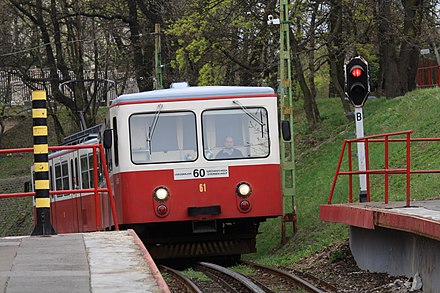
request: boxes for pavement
[0,230,169,293]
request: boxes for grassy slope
[0,107,101,236]
[250,87,440,265]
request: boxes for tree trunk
[397,0,423,93]
[378,0,401,98]
[378,0,423,98]
[291,32,320,129]
[127,0,152,92]
[307,2,318,99]
[327,0,352,119]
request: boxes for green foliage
[329,250,345,262]
[166,0,277,85]
[229,264,255,275]
[355,44,380,91]
[198,63,226,86]
[182,268,210,282]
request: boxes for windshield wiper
[146,104,163,154]
[233,100,264,126]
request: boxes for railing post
[365,138,370,202]
[348,142,353,203]
[31,90,56,236]
[328,140,347,204]
[384,135,389,204]
[93,146,102,231]
[406,132,411,207]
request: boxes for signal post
[344,56,370,202]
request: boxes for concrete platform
[320,200,440,240]
[320,200,440,292]
[0,230,169,293]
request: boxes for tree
[377,0,433,98]
[167,0,279,87]
[326,0,352,119]
[288,0,323,128]
[6,0,126,141]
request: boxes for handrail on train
[328,130,440,207]
[0,144,119,231]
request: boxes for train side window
[81,155,90,189]
[202,108,270,160]
[88,153,95,187]
[74,158,79,189]
[112,117,119,167]
[54,161,69,192]
[49,167,52,191]
[97,152,104,183]
[80,153,97,189]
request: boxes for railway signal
[344,56,370,202]
[345,56,370,107]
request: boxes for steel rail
[159,265,202,293]
[241,260,336,293]
[198,262,266,293]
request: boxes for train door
[52,158,72,232]
[48,163,57,230]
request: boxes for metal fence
[0,69,139,106]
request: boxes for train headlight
[154,187,170,202]
[236,182,252,198]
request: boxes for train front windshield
[129,107,270,164]
[202,108,269,160]
[129,111,197,164]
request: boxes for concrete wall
[350,226,440,292]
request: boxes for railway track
[196,261,269,293]
[159,265,203,293]
[162,261,336,292]
[240,260,337,292]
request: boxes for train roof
[111,86,275,105]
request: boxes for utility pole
[154,24,164,90]
[277,0,297,243]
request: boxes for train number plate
[173,167,229,180]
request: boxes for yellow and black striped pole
[31,90,56,235]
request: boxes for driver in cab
[216,136,243,159]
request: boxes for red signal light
[351,68,363,77]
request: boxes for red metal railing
[0,144,119,231]
[328,130,440,207]
[417,65,440,88]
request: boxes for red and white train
[41,85,283,259]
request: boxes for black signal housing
[345,56,370,107]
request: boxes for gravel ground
[291,240,423,292]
